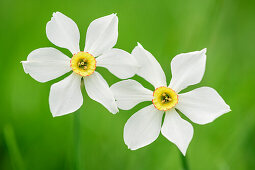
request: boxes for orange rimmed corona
[152,86,178,111]
[70,52,96,77]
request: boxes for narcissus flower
[110,43,231,155]
[22,12,138,117]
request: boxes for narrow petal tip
[21,60,28,65]
[51,12,63,21]
[126,143,137,151]
[21,61,29,73]
[201,48,207,54]
[50,107,67,117]
[129,147,135,151]
[51,113,58,118]
[181,149,187,156]
[137,42,143,48]
[52,11,61,17]
[226,106,231,112]
[109,13,117,19]
[111,108,119,114]
[51,12,57,18]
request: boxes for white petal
[84,14,118,57]
[176,87,231,125]
[110,79,153,110]
[161,109,194,155]
[84,72,118,114]
[131,43,166,88]
[96,48,139,79]
[124,104,163,150]
[169,48,207,93]
[46,12,80,54]
[21,47,71,82]
[49,73,83,117]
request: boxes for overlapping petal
[169,49,207,93]
[84,72,118,114]
[161,109,194,155]
[176,87,231,125]
[84,14,118,57]
[46,12,80,54]
[96,48,138,79]
[21,48,71,82]
[110,79,153,110]
[124,104,163,150]
[131,43,166,88]
[49,73,83,117]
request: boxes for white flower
[22,12,138,117]
[110,43,231,155]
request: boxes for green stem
[74,110,81,170]
[180,152,189,170]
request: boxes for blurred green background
[0,0,254,169]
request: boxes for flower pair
[22,12,230,155]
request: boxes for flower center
[70,52,96,77]
[152,87,178,111]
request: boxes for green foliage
[0,0,254,169]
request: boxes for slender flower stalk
[73,110,81,170]
[180,153,189,170]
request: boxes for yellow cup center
[152,87,178,111]
[70,52,96,77]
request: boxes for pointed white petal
[131,43,166,88]
[84,72,118,114]
[169,49,207,93]
[49,73,83,117]
[96,48,138,79]
[110,79,153,110]
[161,109,193,155]
[84,14,118,57]
[176,87,231,124]
[124,104,163,150]
[46,12,80,54]
[21,47,71,82]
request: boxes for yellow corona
[70,52,96,77]
[152,86,178,111]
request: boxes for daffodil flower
[22,12,138,117]
[110,43,231,155]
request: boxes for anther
[166,97,172,102]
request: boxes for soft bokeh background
[0,0,254,169]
